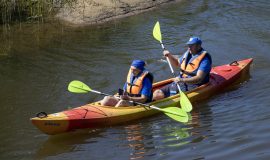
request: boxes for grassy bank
[0,0,75,25]
[0,0,76,56]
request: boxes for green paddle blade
[153,21,162,43]
[180,92,193,112]
[162,107,189,123]
[68,80,91,93]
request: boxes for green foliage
[0,0,76,24]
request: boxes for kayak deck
[31,58,253,135]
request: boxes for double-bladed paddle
[68,80,189,123]
[152,21,193,112]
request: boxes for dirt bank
[56,0,183,26]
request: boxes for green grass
[0,0,76,24]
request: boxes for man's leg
[152,89,165,101]
[152,83,173,101]
[115,100,133,107]
[100,96,119,106]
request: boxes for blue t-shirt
[196,56,211,74]
[123,72,152,99]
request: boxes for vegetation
[0,0,76,24]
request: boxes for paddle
[153,21,193,112]
[68,80,189,123]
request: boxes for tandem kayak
[31,58,253,135]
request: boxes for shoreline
[55,0,184,26]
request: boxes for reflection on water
[35,122,193,160]
[162,126,190,148]
[123,124,150,160]
[116,110,216,160]
[35,129,104,159]
[118,122,192,160]
[0,28,11,56]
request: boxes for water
[1,0,270,159]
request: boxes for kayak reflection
[118,121,192,159]
[34,129,104,159]
[121,124,152,160]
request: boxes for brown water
[1,0,270,159]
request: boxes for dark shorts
[160,82,198,98]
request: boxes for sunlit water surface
[0,0,270,159]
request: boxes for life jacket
[179,50,210,78]
[126,69,153,96]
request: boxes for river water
[1,0,270,159]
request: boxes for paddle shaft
[159,41,183,93]
[89,88,143,104]
[153,21,192,112]
[102,93,184,118]
[91,89,111,96]
[69,79,185,115]
[96,89,151,108]
[91,89,184,116]
[68,80,190,121]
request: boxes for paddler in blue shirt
[101,60,153,107]
[153,37,212,100]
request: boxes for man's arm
[163,50,181,67]
[129,95,148,103]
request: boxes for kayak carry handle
[36,112,48,118]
